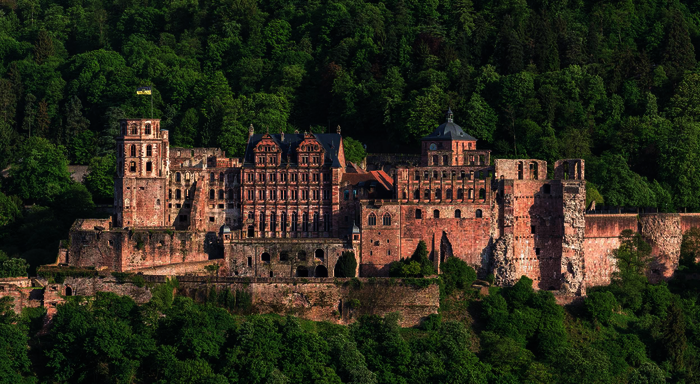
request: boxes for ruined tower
[115,119,170,228]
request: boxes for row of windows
[245,189,330,201]
[174,172,239,183]
[245,172,330,183]
[124,144,157,157]
[404,188,486,200]
[123,123,152,135]
[121,161,153,173]
[247,212,332,232]
[414,170,490,181]
[365,209,484,225]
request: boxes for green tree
[335,251,357,278]
[84,154,115,201]
[7,137,72,203]
[440,257,476,296]
[343,137,366,164]
[585,291,617,324]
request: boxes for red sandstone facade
[60,113,700,295]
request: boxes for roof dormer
[297,134,325,167]
[253,134,281,167]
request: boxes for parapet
[554,159,584,180]
[494,159,547,181]
[119,119,167,140]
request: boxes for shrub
[585,291,618,324]
[421,313,442,331]
[440,257,477,296]
[334,251,357,277]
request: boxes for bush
[0,251,29,278]
[421,313,442,331]
[585,291,618,324]
[440,257,477,296]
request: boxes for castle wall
[224,239,347,278]
[583,215,637,287]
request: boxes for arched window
[261,253,271,263]
[455,209,462,218]
[530,162,538,179]
[270,212,276,232]
[146,146,152,156]
[219,172,224,181]
[218,190,224,200]
[168,189,172,199]
[176,189,181,199]
[457,188,464,199]
[315,249,324,261]
[415,209,422,219]
[176,172,181,182]
[210,172,215,182]
[130,145,136,157]
[518,161,524,180]
[476,209,483,218]
[446,189,453,199]
[129,161,136,172]
[562,161,569,180]
[131,125,138,135]
[209,189,215,199]
[468,188,474,199]
[383,213,391,226]
[368,213,376,226]
[302,212,309,231]
[432,155,438,165]
[414,189,420,200]
[227,189,234,200]
[144,123,151,134]
[479,188,486,199]
[259,212,266,231]
[433,209,440,219]
[424,189,430,199]
[313,212,319,231]
[442,155,448,165]
[298,251,307,261]
[435,188,442,199]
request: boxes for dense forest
[1,230,700,383]
[1,0,700,210]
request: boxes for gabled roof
[243,133,343,168]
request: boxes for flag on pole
[136,86,152,95]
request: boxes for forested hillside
[2,0,700,211]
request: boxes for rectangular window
[323,189,330,200]
[291,173,297,182]
[302,173,308,182]
[531,225,536,234]
[247,257,252,267]
[270,190,276,200]
[291,190,298,200]
[271,173,277,182]
[247,173,253,182]
[281,173,287,182]
[209,216,215,222]
[258,190,265,200]
[302,190,308,200]
[313,174,319,182]
[536,248,541,256]
[281,190,287,200]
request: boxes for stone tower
[115,119,170,228]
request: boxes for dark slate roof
[422,109,477,141]
[243,133,343,168]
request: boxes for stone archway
[315,265,328,277]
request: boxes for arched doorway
[296,266,308,277]
[247,226,254,238]
[315,249,324,261]
[65,286,73,296]
[315,265,328,277]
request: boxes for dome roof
[422,108,477,141]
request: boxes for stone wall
[67,224,215,272]
[223,238,349,278]
[7,275,438,328]
[175,276,440,327]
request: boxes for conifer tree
[662,10,696,81]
